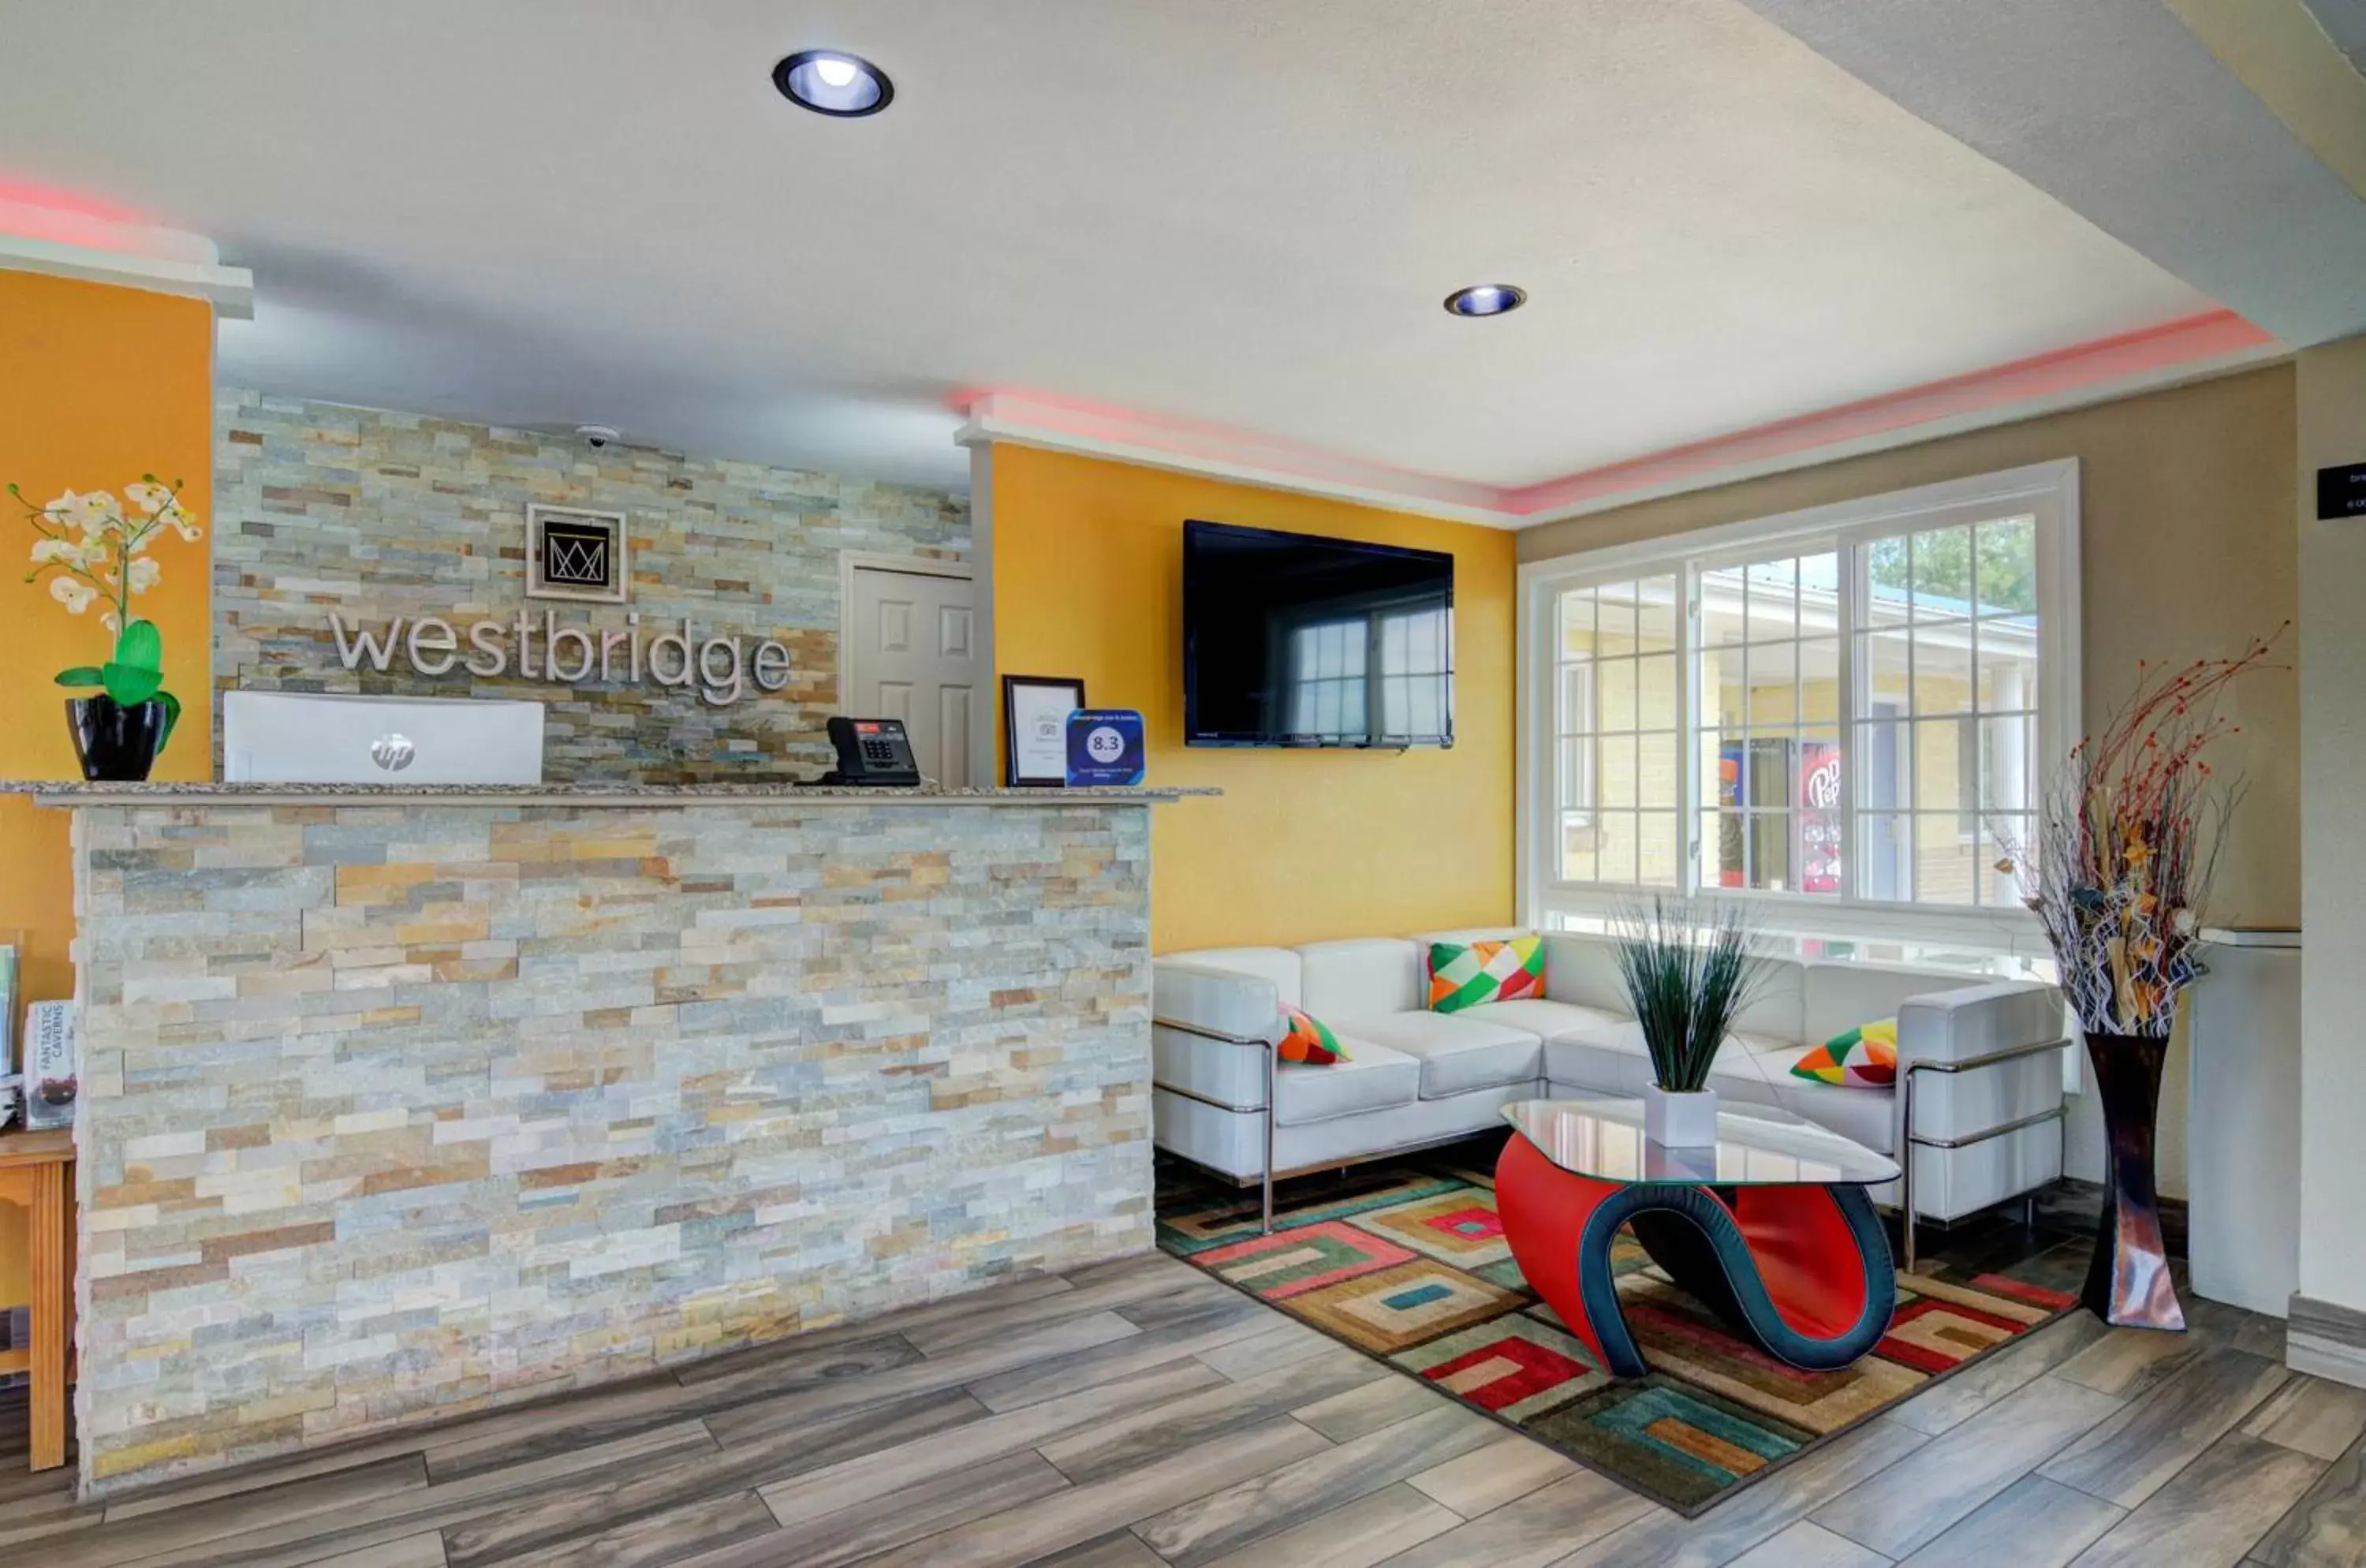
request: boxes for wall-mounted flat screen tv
[1183,519,1454,748]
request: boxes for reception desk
[20,781,1192,1495]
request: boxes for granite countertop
[8,780,1217,808]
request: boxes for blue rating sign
[1065,708,1145,786]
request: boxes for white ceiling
[0,0,2225,495]
[1742,0,2366,350]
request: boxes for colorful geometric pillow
[1277,1007,1348,1066]
[1427,935,1546,1014]
[1789,1018,1898,1088]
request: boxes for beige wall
[1522,365,2302,928]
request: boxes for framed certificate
[1003,675,1087,786]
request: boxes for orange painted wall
[0,270,214,1301]
[0,269,215,1002]
[990,445,1517,952]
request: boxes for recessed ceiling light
[1444,284,1527,318]
[773,50,893,118]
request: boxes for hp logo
[370,733,416,773]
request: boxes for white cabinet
[2187,928,2302,1317]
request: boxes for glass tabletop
[1502,1097,1902,1187]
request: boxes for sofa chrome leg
[1262,1045,1277,1235]
[1900,1076,1913,1273]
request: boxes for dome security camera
[576,424,621,451]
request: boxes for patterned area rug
[1157,1148,2085,1515]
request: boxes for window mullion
[1969,612,1983,903]
[1681,564,1701,897]
[1738,638,1752,893]
[1903,554,1917,903]
[1840,542,1861,902]
[1547,588,1566,890]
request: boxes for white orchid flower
[162,500,202,542]
[126,556,161,593]
[100,609,120,634]
[40,490,82,528]
[71,491,122,534]
[54,535,107,570]
[125,481,174,516]
[48,577,97,614]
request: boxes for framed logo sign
[526,504,629,603]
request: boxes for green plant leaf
[114,618,163,671]
[1614,894,1768,1095]
[54,666,106,687]
[101,660,164,707]
[155,689,181,753]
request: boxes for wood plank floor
[4,1249,2364,1567]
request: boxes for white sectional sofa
[1151,928,2069,1253]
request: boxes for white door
[845,563,979,786]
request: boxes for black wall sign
[2320,462,2366,521]
[540,520,615,589]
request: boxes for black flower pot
[2081,1029,2186,1331]
[66,695,168,782]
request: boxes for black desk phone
[818,716,922,786]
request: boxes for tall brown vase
[2081,1030,2185,1331]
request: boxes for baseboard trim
[2287,1292,2366,1389]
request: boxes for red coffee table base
[1495,1130,1897,1377]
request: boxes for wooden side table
[0,1129,73,1471]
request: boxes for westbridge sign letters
[327,610,791,707]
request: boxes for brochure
[24,999,76,1131]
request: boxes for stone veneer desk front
[21,781,1203,1495]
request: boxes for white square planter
[1643,1085,1720,1148]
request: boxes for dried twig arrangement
[2001,629,2284,1038]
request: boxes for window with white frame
[1556,576,1681,883]
[1524,462,2076,943]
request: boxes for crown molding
[1504,309,2280,522]
[955,391,1512,525]
[957,309,2279,528]
[0,212,253,319]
